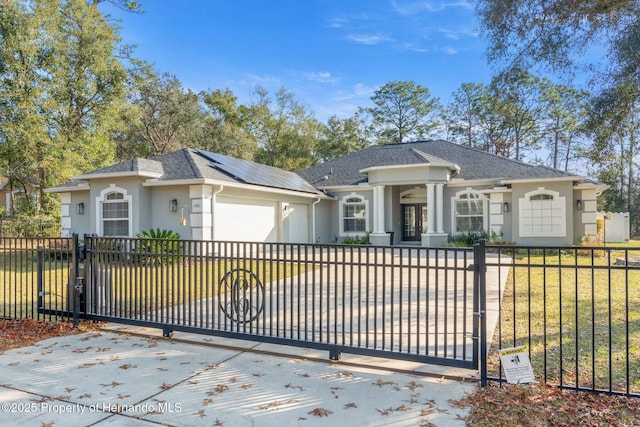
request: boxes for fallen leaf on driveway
[308,407,333,417]
[377,407,395,416]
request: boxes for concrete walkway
[0,325,477,426]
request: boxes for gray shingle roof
[80,157,164,176]
[297,140,581,187]
[73,148,322,195]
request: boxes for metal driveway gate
[67,235,483,370]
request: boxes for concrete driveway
[0,325,477,426]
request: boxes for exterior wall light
[76,203,84,215]
[503,202,509,213]
[169,199,178,212]
[576,200,582,211]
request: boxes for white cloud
[347,34,393,45]
[436,26,478,39]
[354,83,377,97]
[326,17,349,28]
[391,0,473,15]
[306,72,339,84]
[400,42,429,52]
[241,73,282,86]
[442,46,458,55]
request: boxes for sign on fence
[499,346,536,384]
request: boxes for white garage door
[216,197,277,242]
[288,203,308,243]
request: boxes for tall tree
[585,82,640,235]
[0,0,50,214]
[445,82,490,149]
[248,87,319,171]
[362,81,441,145]
[489,69,542,161]
[539,79,589,171]
[116,71,205,159]
[200,88,257,160]
[1,0,129,213]
[476,0,640,83]
[315,114,370,162]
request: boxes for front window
[340,194,368,235]
[453,190,486,234]
[98,186,131,237]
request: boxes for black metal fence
[485,244,640,397]
[0,236,73,321]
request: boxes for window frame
[96,185,132,237]
[339,193,369,236]
[451,188,488,235]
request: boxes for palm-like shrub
[134,228,182,265]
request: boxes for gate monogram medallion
[218,268,264,324]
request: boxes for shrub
[0,214,60,237]
[341,234,370,245]
[578,233,605,257]
[133,228,182,265]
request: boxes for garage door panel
[216,198,277,242]
[288,204,308,243]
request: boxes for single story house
[46,140,607,246]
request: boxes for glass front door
[402,204,427,241]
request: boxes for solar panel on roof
[195,150,319,194]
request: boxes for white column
[436,183,444,233]
[373,185,385,233]
[426,183,435,234]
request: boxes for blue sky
[104,1,491,122]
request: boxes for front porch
[369,183,449,247]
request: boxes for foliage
[443,82,490,149]
[92,0,142,14]
[199,88,257,160]
[0,214,60,237]
[448,231,505,247]
[538,79,589,170]
[443,75,588,168]
[250,87,320,171]
[475,0,640,87]
[487,69,543,161]
[361,80,441,145]
[0,0,130,214]
[316,114,370,162]
[133,228,182,265]
[584,82,640,237]
[116,71,207,159]
[341,234,370,245]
